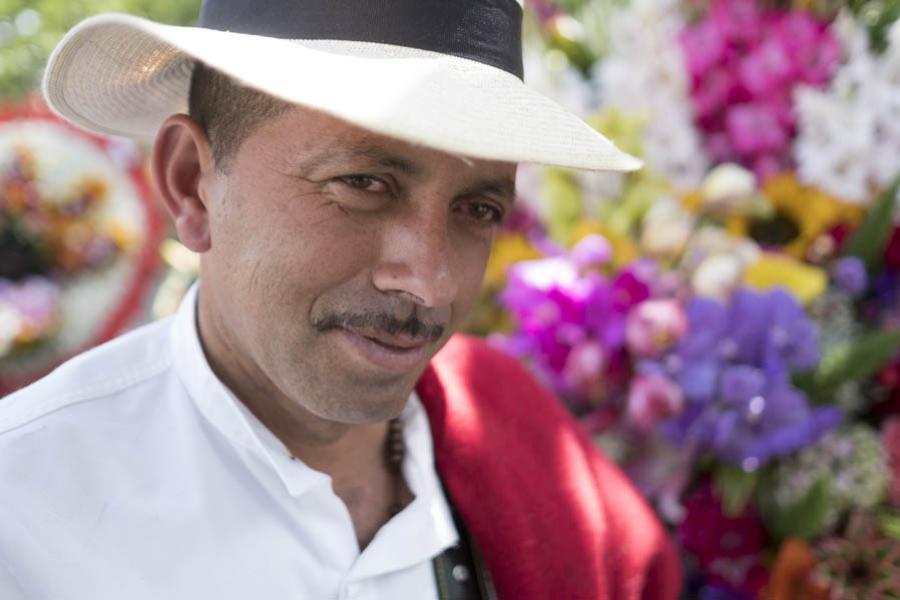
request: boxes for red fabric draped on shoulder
[416,334,682,600]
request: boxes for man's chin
[308,390,414,425]
[290,368,423,425]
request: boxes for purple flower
[677,297,731,361]
[584,269,650,349]
[497,247,649,404]
[764,288,820,375]
[0,276,60,328]
[699,584,755,600]
[831,256,868,298]
[654,287,832,467]
[719,365,766,405]
[708,385,842,469]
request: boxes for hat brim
[43,13,642,172]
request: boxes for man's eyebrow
[461,178,517,203]
[292,143,422,176]
[290,144,514,200]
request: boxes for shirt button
[452,564,471,583]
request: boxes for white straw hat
[42,0,642,172]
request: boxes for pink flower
[678,482,770,595]
[692,68,737,124]
[570,234,612,270]
[776,12,840,85]
[679,0,840,180]
[751,154,787,183]
[739,40,792,96]
[883,417,900,507]
[562,340,608,399]
[0,277,60,330]
[725,102,789,156]
[626,299,688,358]
[680,19,727,80]
[709,0,765,46]
[626,373,684,431]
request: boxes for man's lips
[351,327,429,350]
[334,326,431,373]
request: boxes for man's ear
[151,115,216,253]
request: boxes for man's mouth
[334,326,431,373]
[354,328,428,351]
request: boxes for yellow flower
[744,253,828,304]
[483,232,542,290]
[728,173,863,260]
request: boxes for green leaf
[878,510,900,541]
[714,464,759,517]
[768,474,832,542]
[842,174,900,270]
[541,168,584,244]
[806,330,900,400]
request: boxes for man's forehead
[246,105,516,195]
[293,141,511,175]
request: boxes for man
[1,1,680,599]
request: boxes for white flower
[794,13,900,205]
[523,47,596,118]
[597,0,709,188]
[699,163,770,218]
[639,196,695,258]
[679,226,761,300]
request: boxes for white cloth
[0,284,458,600]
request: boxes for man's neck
[238,393,413,550]
[196,302,411,549]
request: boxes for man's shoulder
[433,334,552,396]
[434,333,526,373]
[0,316,175,437]
[426,333,569,420]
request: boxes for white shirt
[0,284,458,600]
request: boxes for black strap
[198,0,524,79]
[432,480,496,600]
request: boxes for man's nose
[371,209,458,308]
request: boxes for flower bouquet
[467,0,900,596]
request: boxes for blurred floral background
[3,0,900,598]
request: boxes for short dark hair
[187,61,291,169]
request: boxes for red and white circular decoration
[0,98,164,394]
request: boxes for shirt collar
[170,282,330,497]
[169,283,459,563]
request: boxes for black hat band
[199,0,524,79]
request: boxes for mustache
[312,310,445,342]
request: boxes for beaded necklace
[289,418,406,516]
[385,417,406,516]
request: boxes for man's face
[198,106,516,424]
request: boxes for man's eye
[463,201,505,224]
[336,175,389,193]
